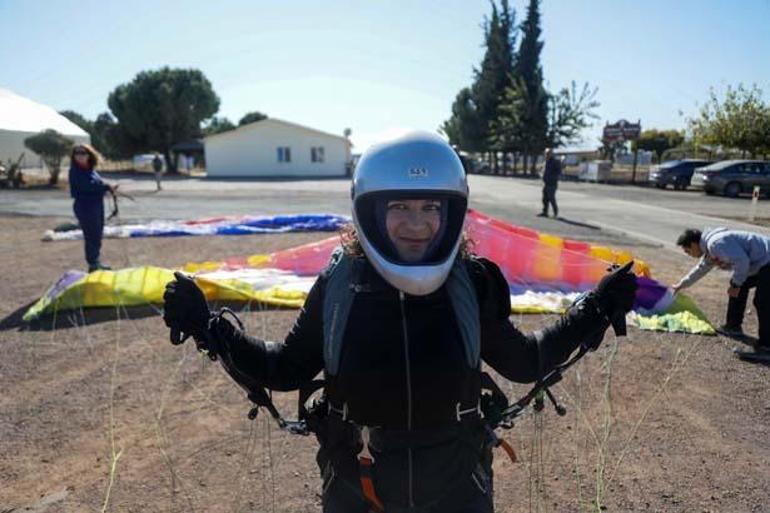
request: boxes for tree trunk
[493,152,499,174]
[512,154,518,175]
[522,154,528,175]
[47,159,61,185]
[164,149,178,174]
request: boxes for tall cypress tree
[442,87,483,152]
[472,1,516,172]
[513,0,548,172]
[441,1,516,166]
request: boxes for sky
[1,0,769,151]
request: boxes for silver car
[690,160,770,197]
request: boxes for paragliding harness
[183,255,627,513]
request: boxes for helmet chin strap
[374,199,448,264]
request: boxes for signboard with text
[603,119,641,142]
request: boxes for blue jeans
[73,199,104,266]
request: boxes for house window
[277,146,291,163]
[311,146,325,163]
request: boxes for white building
[0,88,90,167]
[204,118,351,178]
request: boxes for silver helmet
[351,131,468,295]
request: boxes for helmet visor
[355,190,467,266]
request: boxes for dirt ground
[1,214,768,513]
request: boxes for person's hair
[71,144,102,169]
[339,223,471,259]
[676,229,702,247]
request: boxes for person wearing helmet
[162,131,637,513]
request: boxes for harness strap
[358,456,385,513]
[328,401,349,421]
[497,437,517,463]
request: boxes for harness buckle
[328,401,349,421]
[456,400,482,422]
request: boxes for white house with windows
[203,118,351,178]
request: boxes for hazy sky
[1,0,768,150]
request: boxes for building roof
[171,139,204,153]
[0,88,89,136]
[204,117,348,143]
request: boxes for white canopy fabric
[0,88,90,167]
[0,88,88,135]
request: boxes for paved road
[471,175,770,249]
[1,173,768,250]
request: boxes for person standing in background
[537,148,561,218]
[152,153,163,191]
[68,144,116,272]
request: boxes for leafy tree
[489,81,527,163]
[59,110,93,134]
[442,1,517,169]
[203,116,236,135]
[472,1,517,170]
[24,129,73,185]
[632,129,684,163]
[107,67,220,173]
[58,110,136,159]
[546,81,599,150]
[497,76,548,174]
[598,138,627,162]
[689,84,770,158]
[93,112,141,159]
[441,88,484,152]
[238,111,268,126]
[511,0,547,172]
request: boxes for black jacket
[543,157,561,186]
[210,255,603,508]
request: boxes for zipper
[398,290,414,507]
[322,461,336,495]
[471,471,487,494]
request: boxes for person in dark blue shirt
[537,148,561,218]
[68,144,116,272]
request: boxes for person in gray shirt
[672,227,770,350]
[152,153,163,191]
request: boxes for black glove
[163,271,211,346]
[593,260,638,332]
[560,261,637,351]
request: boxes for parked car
[647,159,711,190]
[690,160,770,197]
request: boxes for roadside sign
[602,119,641,142]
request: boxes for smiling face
[72,147,91,168]
[385,199,442,262]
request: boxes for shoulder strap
[323,248,355,376]
[447,259,481,368]
[323,251,481,375]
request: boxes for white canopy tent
[0,88,90,168]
